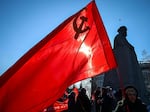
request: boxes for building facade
[139,61,150,102]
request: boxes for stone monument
[103,26,148,103]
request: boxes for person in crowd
[115,88,123,102]
[68,92,76,112]
[93,87,103,112]
[115,86,148,112]
[90,92,96,112]
[106,86,117,110]
[101,87,114,112]
[72,86,79,102]
[76,88,91,112]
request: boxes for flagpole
[116,68,125,96]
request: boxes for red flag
[46,100,68,112]
[0,1,117,112]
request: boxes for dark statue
[103,26,148,104]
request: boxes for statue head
[117,26,127,37]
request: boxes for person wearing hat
[115,86,148,112]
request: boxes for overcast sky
[0,0,150,75]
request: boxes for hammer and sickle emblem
[73,15,90,39]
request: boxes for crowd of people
[67,86,148,112]
[45,85,149,112]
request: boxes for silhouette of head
[117,26,127,36]
[80,88,86,95]
[69,92,75,99]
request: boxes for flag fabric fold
[0,1,117,112]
